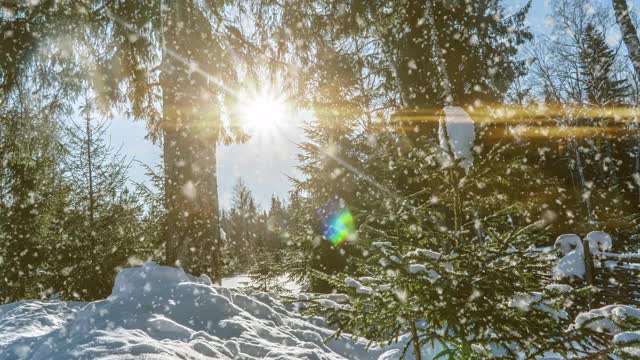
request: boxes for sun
[238,90,288,134]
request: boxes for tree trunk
[161,0,222,282]
[410,320,423,360]
[424,0,453,104]
[85,111,94,226]
[613,0,640,76]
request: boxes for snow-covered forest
[2,0,640,359]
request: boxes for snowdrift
[0,262,408,360]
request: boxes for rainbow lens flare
[322,207,355,245]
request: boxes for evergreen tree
[0,93,69,302]
[300,132,606,359]
[224,178,261,273]
[0,0,278,281]
[281,118,364,292]
[526,1,640,237]
[248,197,282,292]
[580,24,630,106]
[53,101,152,300]
[134,160,167,262]
[262,195,287,256]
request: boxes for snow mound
[585,231,613,252]
[553,234,587,279]
[554,247,585,279]
[0,262,399,360]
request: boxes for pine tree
[54,101,152,300]
[134,160,167,262]
[263,195,286,255]
[224,178,261,273]
[580,24,630,106]
[0,93,69,302]
[281,116,365,292]
[299,132,607,359]
[0,0,279,281]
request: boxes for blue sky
[107,0,638,209]
[107,110,304,210]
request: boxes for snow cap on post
[554,234,582,256]
[585,231,612,253]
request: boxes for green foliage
[222,178,262,272]
[44,102,156,300]
[295,134,609,358]
[573,305,640,359]
[0,91,159,302]
[0,94,69,302]
[579,24,630,106]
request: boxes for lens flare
[321,204,355,245]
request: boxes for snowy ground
[0,262,433,360]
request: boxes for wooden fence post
[583,239,594,285]
[582,239,595,308]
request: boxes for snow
[573,305,640,356]
[0,262,422,360]
[554,234,582,255]
[573,304,640,334]
[344,277,363,288]
[405,248,442,260]
[614,331,640,345]
[585,231,612,252]
[595,251,640,260]
[439,106,475,171]
[508,293,568,321]
[221,274,251,288]
[527,244,555,253]
[406,264,428,273]
[544,284,574,293]
[552,234,589,279]
[372,242,392,248]
[355,286,374,295]
[315,299,344,310]
[554,246,585,279]
[344,277,375,295]
[405,264,441,283]
[613,330,640,358]
[611,305,640,320]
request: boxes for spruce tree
[248,196,288,292]
[55,101,151,300]
[0,94,69,302]
[300,132,606,359]
[580,24,630,106]
[0,0,278,281]
[224,178,261,273]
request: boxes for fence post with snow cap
[553,232,640,308]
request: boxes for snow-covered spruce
[302,226,602,359]
[0,262,413,360]
[573,304,640,357]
